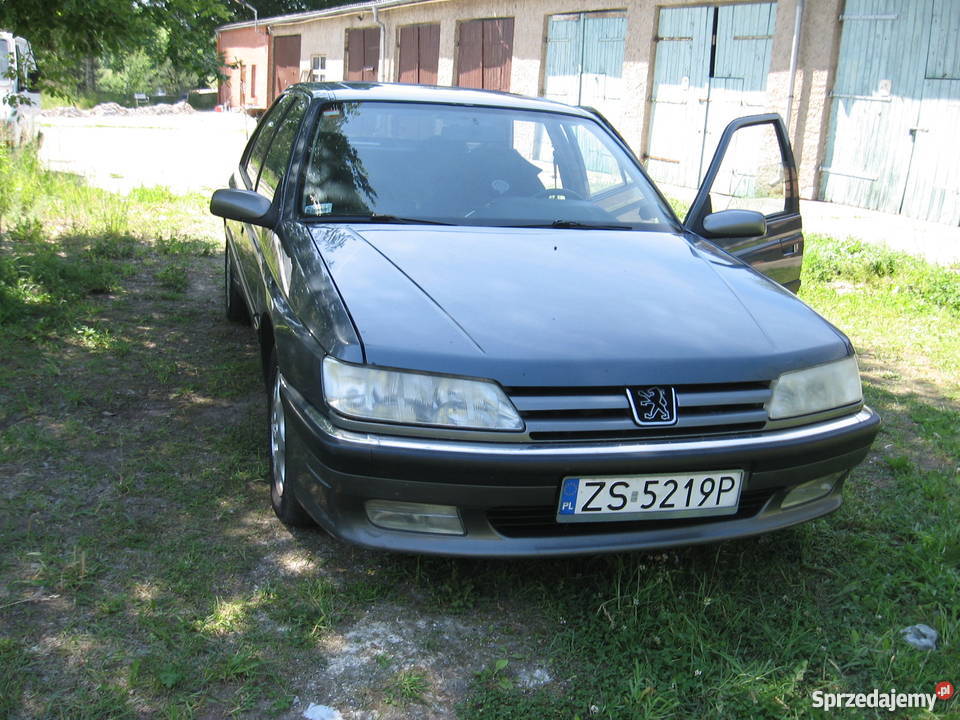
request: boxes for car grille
[507,381,771,441]
[487,488,776,538]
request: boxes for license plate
[556,470,744,523]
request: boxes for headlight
[768,356,862,419]
[322,356,523,430]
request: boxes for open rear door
[684,114,803,292]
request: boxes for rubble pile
[43,101,197,118]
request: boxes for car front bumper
[279,377,881,557]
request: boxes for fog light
[781,473,843,509]
[365,500,464,535]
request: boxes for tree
[0,0,232,91]
[229,0,347,21]
[1,0,354,96]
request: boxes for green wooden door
[645,3,777,193]
[821,0,960,224]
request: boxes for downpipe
[372,3,387,82]
[785,0,805,131]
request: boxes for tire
[224,240,250,324]
[267,349,315,528]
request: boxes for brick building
[216,0,960,225]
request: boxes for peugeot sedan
[210,82,880,557]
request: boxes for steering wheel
[535,187,585,201]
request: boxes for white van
[1,31,41,145]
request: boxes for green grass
[0,144,217,337]
[385,669,430,705]
[1,143,958,718]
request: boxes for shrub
[803,234,960,314]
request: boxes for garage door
[543,11,626,120]
[398,23,440,84]
[346,27,380,82]
[821,0,960,225]
[645,3,777,191]
[457,18,514,91]
[272,34,301,101]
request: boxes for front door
[272,35,301,101]
[684,114,804,291]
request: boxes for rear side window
[257,96,309,200]
[0,39,9,77]
[243,94,293,187]
[14,38,37,92]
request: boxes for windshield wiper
[307,214,454,226]
[510,220,634,230]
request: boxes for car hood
[308,224,849,386]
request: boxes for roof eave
[215,0,439,33]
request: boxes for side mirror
[27,68,41,88]
[210,188,274,226]
[701,209,766,239]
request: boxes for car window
[257,96,309,200]
[243,94,293,188]
[708,123,786,217]
[301,101,676,229]
[0,39,9,78]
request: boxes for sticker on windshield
[305,202,333,216]
[322,108,342,118]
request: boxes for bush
[0,142,45,231]
[803,234,960,314]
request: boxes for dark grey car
[210,82,879,557]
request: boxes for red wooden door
[482,18,512,92]
[457,18,513,91]
[346,27,380,81]
[398,24,440,84]
[272,34,301,100]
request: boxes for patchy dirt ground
[0,239,563,719]
[39,111,257,195]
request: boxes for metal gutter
[215,0,439,33]
[233,0,259,30]
[785,0,805,130]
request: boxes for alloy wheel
[270,374,286,497]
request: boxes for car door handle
[783,242,801,256]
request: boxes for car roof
[288,81,595,118]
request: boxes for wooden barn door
[346,28,380,81]
[457,18,514,91]
[272,34,301,100]
[398,24,440,84]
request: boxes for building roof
[216,0,442,33]
[286,81,594,116]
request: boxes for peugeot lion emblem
[627,386,678,426]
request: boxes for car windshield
[301,101,677,230]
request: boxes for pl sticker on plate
[558,478,579,515]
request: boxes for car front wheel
[267,350,314,528]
